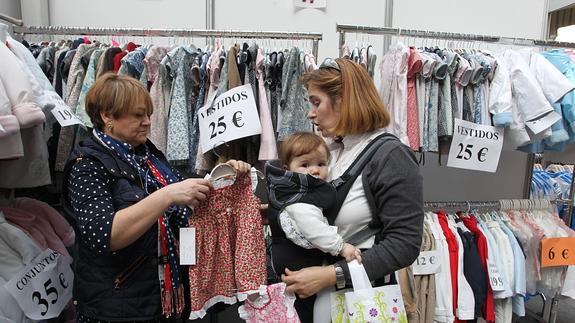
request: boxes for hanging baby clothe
[238,283,301,323]
[188,174,266,319]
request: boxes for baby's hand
[340,243,362,263]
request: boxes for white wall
[394,0,546,39]
[0,0,22,19]
[49,0,205,29]
[43,0,549,200]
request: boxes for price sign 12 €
[197,84,262,153]
[447,119,504,173]
[412,251,441,275]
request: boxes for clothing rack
[427,198,567,323]
[12,25,323,58]
[0,12,23,26]
[336,23,575,56]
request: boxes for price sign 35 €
[197,85,262,153]
[447,119,504,173]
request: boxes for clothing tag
[51,104,82,127]
[412,250,441,275]
[447,118,504,173]
[487,259,505,291]
[197,84,262,153]
[179,228,196,265]
[525,111,562,136]
[4,249,73,320]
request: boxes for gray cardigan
[335,138,424,285]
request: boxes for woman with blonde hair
[282,58,424,322]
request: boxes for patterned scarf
[94,129,187,317]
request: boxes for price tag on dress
[51,103,82,127]
[541,237,575,268]
[4,249,73,320]
[447,119,504,173]
[197,84,262,153]
[412,250,441,275]
[487,259,506,291]
[180,228,196,265]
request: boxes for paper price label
[5,249,73,320]
[447,119,504,173]
[487,260,505,291]
[197,84,262,153]
[412,251,441,275]
[51,104,82,127]
[179,228,196,265]
[541,237,575,267]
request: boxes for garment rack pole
[0,12,23,26]
[336,24,575,51]
[12,25,323,58]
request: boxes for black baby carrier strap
[323,133,398,244]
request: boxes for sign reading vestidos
[447,119,504,173]
[5,249,73,320]
[197,85,262,153]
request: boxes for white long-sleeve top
[280,203,344,256]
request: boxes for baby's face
[287,148,329,180]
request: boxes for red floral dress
[188,175,266,319]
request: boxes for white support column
[21,0,49,26]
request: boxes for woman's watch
[333,264,346,289]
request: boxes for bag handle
[348,260,373,292]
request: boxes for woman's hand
[226,159,251,175]
[164,178,212,207]
[282,266,336,298]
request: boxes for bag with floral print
[330,260,407,323]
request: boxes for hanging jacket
[278,47,312,140]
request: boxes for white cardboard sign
[447,119,504,173]
[51,102,82,127]
[412,250,441,275]
[197,84,262,153]
[5,249,73,320]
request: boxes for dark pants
[294,294,316,323]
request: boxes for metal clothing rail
[336,23,575,56]
[12,25,323,57]
[0,12,23,26]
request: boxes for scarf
[94,129,187,317]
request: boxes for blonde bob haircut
[301,58,390,136]
[85,73,153,131]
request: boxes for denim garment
[278,48,312,140]
[120,47,148,79]
[165,46,197,163]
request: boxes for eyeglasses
[319,57,340,71]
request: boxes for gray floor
[518,296,575,323]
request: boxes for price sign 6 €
[541,237,575,267]
[412,251,441,275]
[197,84,262,153]
[447,119,504,173]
